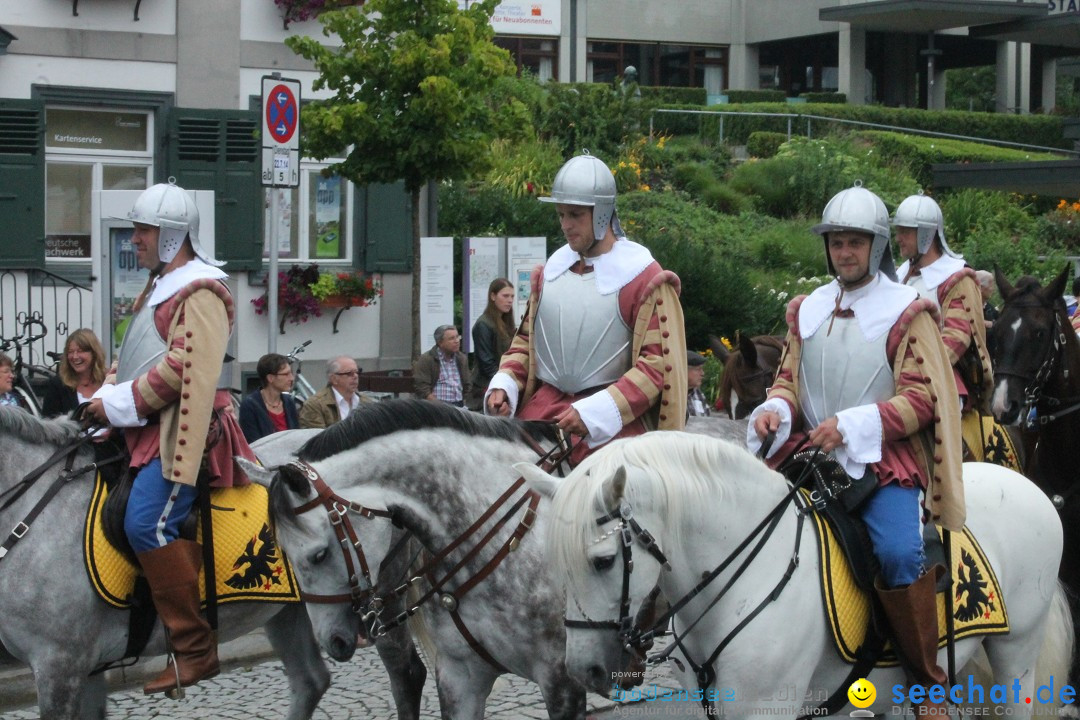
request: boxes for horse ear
[1042,263,1072,305]
[738,334,758,366]
[601,466,627,510]
[236,457,275,487]
[709,335,729,363]
[515,462,561,498]
[994,265,1016,301]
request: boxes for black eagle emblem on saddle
[225,524,285,591]
[954,549,994,622]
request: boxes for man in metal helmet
[87,180,256,696]
[748,184,962,713]
[485,152,687,465]
[892,192,995,434]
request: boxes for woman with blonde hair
[42,328,106,417]
[469,277,515,410]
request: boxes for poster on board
[506,237,547,327]
[420,237,455,352]
[463,237,505,353]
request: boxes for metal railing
[0,268,92,367]
[648,108,1080,158]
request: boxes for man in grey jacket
[414,325,472,407]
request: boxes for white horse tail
[1036,582,1075,697]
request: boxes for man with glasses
[413,325,472,408]
[299,355,370,429]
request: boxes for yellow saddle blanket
[84,474,300,609]
[809,506,1009,666]
[963,411,1022,472]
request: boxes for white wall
[239,0,329,44]
[584,0,728,44]
[0,0,175,35]
[0,55,174,98]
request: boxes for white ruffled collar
[543,239,655,295]
[897,254,966,291]
[148,259,228,307]
[799,273,918,342]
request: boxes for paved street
[0,632,705,719]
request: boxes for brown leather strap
[446,603,508,673]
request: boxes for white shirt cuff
[96,381,146,428]
[484,373,520,416]
[573,390,623,447]
[746,398,791,459]
[834,405,883,464]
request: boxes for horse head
[265,456,396,662]
[990,264,1075,426]
[714,334,783,419]
[521,456,670,696]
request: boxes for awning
[971,13,1080,51]
[932,160,1080,197]
[0,26,16,56]
[820,1,1046,34]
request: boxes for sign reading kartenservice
[458,0,560,36]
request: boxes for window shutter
[167,109,262,271]
[0,99,45,269]
[363,180,413,273]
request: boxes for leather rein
[285,425,575,667]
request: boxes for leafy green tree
[286,0,516,356]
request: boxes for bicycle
[284,340,317,405]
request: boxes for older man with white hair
[299,355,370,428]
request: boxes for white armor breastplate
[799,316,894,428]
[906,274,939,310]
[534,272,632,394]
[115,302,166,384]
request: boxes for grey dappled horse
[0,410,420,720]
[247,399,593,720]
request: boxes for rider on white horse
[485,152,688,464]
[893,193,995,433]
[748,185,964,715]
[87,182,256,695]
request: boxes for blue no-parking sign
[261,75,301,187]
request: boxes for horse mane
[298,398,557,462]
[546,432,783,590]
[0,406,81,446]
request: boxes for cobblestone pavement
[0,635,705,719]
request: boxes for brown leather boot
[876,566,950,716]
[137,539,220,695]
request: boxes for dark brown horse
[988,264,1080,683]
[710,334,784,420]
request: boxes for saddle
[780,456,1010,667]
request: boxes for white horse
[0,410,423,719]
[242,399,594,720]
[522,431,1073,717]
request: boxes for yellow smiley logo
[847,678,876,709]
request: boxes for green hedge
[802,92,846,104]
[746,131,788,158]
[651,102,1069,150]
[853,130,1065,188]
[726,89,785,103]
[640,86,706,105]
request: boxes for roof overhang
[971,13,1080,50]
[820,1,1046,34]
[0,26,15,55]
[932,160,1080,198]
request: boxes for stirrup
[163,652,185,700]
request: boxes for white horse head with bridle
[522,431,1072,717]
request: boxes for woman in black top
[238,353,301,442]
[42,329,107,417]
[469,277,515,410]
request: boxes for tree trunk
[410,186,422,361]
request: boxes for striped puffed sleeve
[937,271,980,368]
[879,301,941,441]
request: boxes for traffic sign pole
[261,74,302,353]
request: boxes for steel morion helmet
[538,151,624,243]
[891,192,959,259]
[811,184,896,282]
[124,180,223,267]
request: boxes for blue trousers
[124,458,199,554]
[859,481,925,588]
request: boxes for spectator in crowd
[470,278,515,410]
[975,270,999,330]
[42,328,107,417]
[414,325,471,408]
[239,353,301,442]
[299,355,370,429]
[686,351,710,418]
[0,352,27,410]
